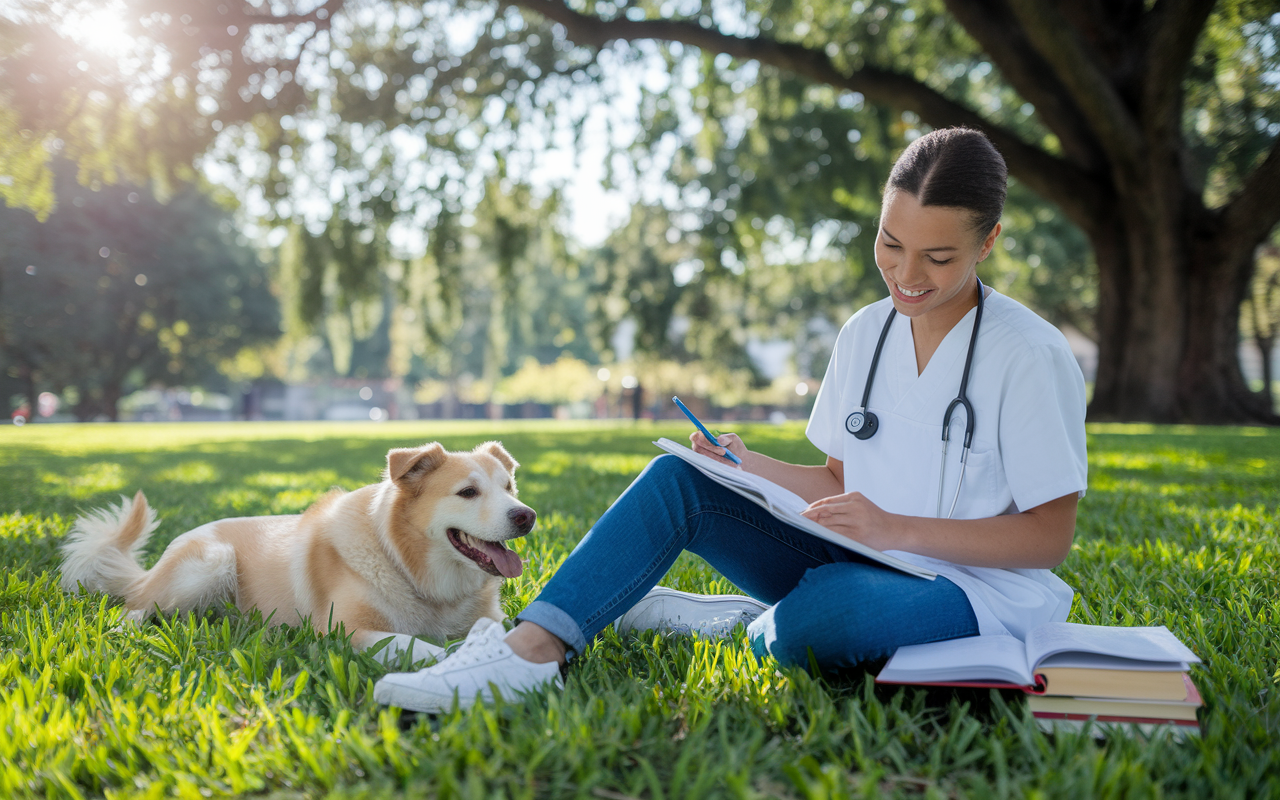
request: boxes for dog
[58,441,535,665]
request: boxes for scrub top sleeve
[999,343,1089,513]
[805,319,855,459]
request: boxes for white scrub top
[805,290,1088,640]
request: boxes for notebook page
[653,438,808,512]
[652,439,936,579]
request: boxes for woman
[373,127,1088,712]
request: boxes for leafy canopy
[0,163,279,419]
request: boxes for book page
[1036,653,1189,671]
[1024,623,1200,671]
[877,634,1034,686]
[652,439,937,580]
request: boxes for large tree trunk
[1088,170,1277,423]
[1091,229,1268,423]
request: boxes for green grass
[0,420,1277,799]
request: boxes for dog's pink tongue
[480,541,523,578]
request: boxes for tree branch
[1139,0,1216,133]
[507,0,1108,229]
[1002,0,1145,174]
[1222,137,1280,250]
[941,0,1105,172]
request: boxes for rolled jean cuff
[517,600,588,661]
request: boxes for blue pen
[672,396,742,464]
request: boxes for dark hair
[885,127,1007,236]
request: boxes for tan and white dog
[59,441,535,665]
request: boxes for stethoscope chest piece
[847,278,986,519]
[845,410,879,439]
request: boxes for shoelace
[437,624,505,669]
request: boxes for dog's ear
[476,441,518,474]
[386,443,447,483]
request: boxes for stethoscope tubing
[848,278,985,519]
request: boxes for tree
[3,0,1277,421]
[0,163,279,420]
[1242,239,1280,412]
[516,0,1280,422]
[275,173,596,400]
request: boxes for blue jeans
[517,455,979,669]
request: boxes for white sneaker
[614,586,770,638]
[372,617,563,712]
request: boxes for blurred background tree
[0,162,279,420]
[0,0,1276,422]
[1242,237,1280,411]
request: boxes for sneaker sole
[615,587,770,636]
[373,674,564,714]
[372,678,467,713]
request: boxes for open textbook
[875,622,1201,692]
[652,437,936,580]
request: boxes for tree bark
[1088,199,1276,422]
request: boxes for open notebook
[652,438,936,580]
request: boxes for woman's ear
[978,221,1002,262]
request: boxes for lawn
[0,420,1276,799]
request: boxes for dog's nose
[508,506,536,535]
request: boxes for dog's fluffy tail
[59,490,159,597]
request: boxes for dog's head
[384,441,535,580]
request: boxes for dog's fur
[59,441,535,665]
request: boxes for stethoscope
[844,278,985,519]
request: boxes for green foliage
[1184,1,1280,206]
[1241,235,1280,410]
[273,175,597,386]
[0,421,1277,797]
[495,356,601,405]
[0,163,279,419]
[2,1,1278,419]
[621,0,1104,351]
[0,0,1107,383]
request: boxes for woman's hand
[801,492,897,550]
[690,430,747,467]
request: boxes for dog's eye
[505,482,513,493]
[457,487,479,499]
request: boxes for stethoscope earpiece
[845,410,878,440]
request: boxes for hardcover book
[875,623,1200,693]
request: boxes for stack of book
[876,622,1202,737]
